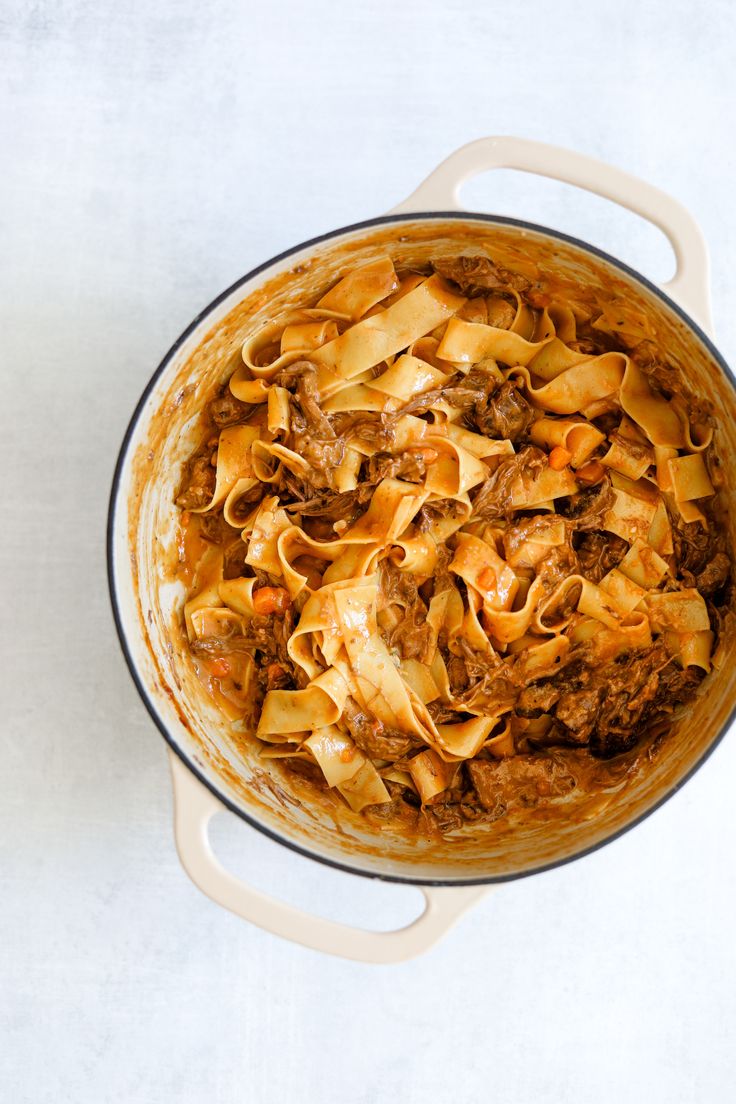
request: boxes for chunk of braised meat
[366,450,428,484]
[557,477,613,531]
[555,688,602,743]
[284,758,329,789]
[424,802,466,833]
[432,253,531,295]
[207,388,252,428]
[631,339,680,395]
[380,562,434,661]
[696,552,730,599]
[289,424,345,474]
[671,512,722,576]
[570,320,620,356]
[576,531,629,583]
[363,788,421,830]
[468,754,577,814]
[294,364,334,438]
[473,380,535,442]
[285,488,363,523]
[398,365,494,419]
[416,500,466,542]
[589,645,703,758]
[427,702,468,724]
[198,510,238,545]
[240,610,309,689]
[472,446,547,520]
[343,700,421,761]
[454,637,503,683]
[536,543,581,593]
[517,682,562,716]
[176,451,215,510]
[330,412,396,453]
[446,653,470,694]
[223,539,249,579]
[278,362,347,473]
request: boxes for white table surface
[2,2,736,1101]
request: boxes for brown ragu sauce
[173,251,731,834]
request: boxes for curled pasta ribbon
[312,275,466,382]
[619,361,686,448]
[331,585,438,744]
[510,352,626,414]
[437,316,554,367]
[529,416,604,467]
[371,353,448,400]
[423,436,491,498]
[189,425,260,514]
[237,308,347,386]
[316,256,400,320]
[258,666,350,736]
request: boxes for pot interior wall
[115,216,736,882]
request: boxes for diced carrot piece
[340,747,356,764]
[210,657,231,678]
[548,446,572,471]
[478,566,497,591]
[265,663,286,688]
[409,446,439,464]
[576,460,606,484]
[252,586,291,615]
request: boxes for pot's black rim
[107,209,736,887]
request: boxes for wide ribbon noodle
[176,251,728,822]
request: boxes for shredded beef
[555,688,602,741]
[223,539,249,579]
[432,253,531,295]
[207,388,252,428]
[589,646,703,758]
[294,364,334,439]
[468,755,577,813]
[285,488,363,522]
[330,412,396,453]
[631,340,680,395]
[576,531,629,583]
[366,450,427,484]
[517,682,562,715]
[344,701,421,760]
[380,562,434,662]
[472,380,535,441]
[696,552,730,599]
[472,446,547,520]
[176,451,216,510]
[557,477,613,530]
[239,610,309,689]
[672,514,722,576]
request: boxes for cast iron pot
[108,137,736,963]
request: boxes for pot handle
[389,136,713,334]
[169,752,489,964]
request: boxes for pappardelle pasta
[175,251,731,831]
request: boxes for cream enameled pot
[108,137,736,963]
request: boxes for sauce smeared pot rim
[106,210,736,886]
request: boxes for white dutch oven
[108,137,736,963]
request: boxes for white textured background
[2,2,736,1101]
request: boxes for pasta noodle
[174,250,730,830]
